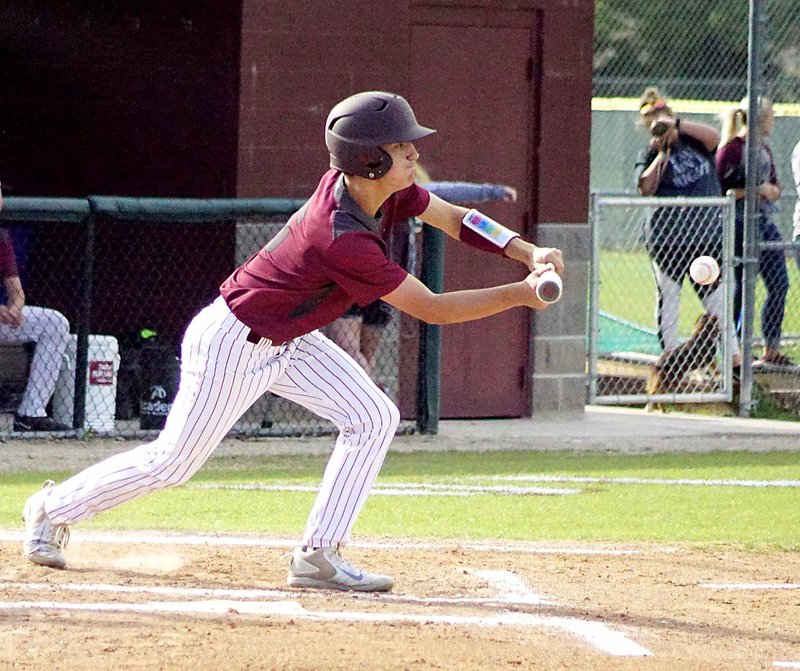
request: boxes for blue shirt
[635,135,720,198]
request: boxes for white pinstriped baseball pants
[0,305,70,417]
[44,296,400,549]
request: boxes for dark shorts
[342,300,393,328]
[645,206,722,291]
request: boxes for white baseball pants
[652,263,740,357]
[0,305,70,417]
[44,296,400,548]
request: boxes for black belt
[245,328,287,347]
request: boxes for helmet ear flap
[328,137,392,179]
[359,146,392,179]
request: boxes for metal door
[410,18,538,417]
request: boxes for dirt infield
[4,411,800,669]
[2,534,799,670]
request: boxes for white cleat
[22,480,70,569]
[287,545,394,592]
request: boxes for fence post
[724,192,737,401]
[73,208,96,430]
[416,224,444,434]
[739,0,765,416]
[587,193,601,404]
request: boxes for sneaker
[22,480,70,569]
[287,545,394,592]
[13,414,71,432]
[760,352,794,367]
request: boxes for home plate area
[1,533,799,670]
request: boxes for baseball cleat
[13,414,71,433]
[287,545,394,592]
[22,480,70,569]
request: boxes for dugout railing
[0,196,444,439]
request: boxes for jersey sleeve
[0,230,19,280]
[323,231,408,306]
[392,183,431,220]
[716,140,745,192]
[634,146,657,185]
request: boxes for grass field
[4,449,799,550]
[598,247,800,359]
[599,247,800,334]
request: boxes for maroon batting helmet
[325,91,436,179]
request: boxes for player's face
[381,142,419,190]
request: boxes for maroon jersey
[220,170,430,342]
[0,229,19,280]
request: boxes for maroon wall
[237,1,412,198]
[0,3,242,344]
[0,0,593,413]
[236,0,593,221]
[235,0,593,417]
[0,3,241,197]
[536,3,594,224]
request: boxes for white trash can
[52,335,120,432]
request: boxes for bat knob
[535,269,562,304]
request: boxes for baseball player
[0,198,71,432]
[22,91,563,591]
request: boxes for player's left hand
[531,246,564,274]
[504,238,563,274]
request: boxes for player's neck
[343,175,394,218]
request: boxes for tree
[594,0,797,102]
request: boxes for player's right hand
[0,305,23,327]
[522,265,555,309]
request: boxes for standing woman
[791,138,800,275]
[716,96,791,366]
[635,87,737,364]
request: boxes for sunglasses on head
[639,98,668,116]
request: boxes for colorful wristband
[459,209,519,255]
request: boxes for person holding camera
[635,87,738,365]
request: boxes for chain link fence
[589,194,800,413]
[0,198,434,439]
[594,0,800,102]
[593,0,800,416]
[588,195,737,405]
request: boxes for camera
[650,120,670,137]
[650,121,671,137]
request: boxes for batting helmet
[325,91,436,179]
